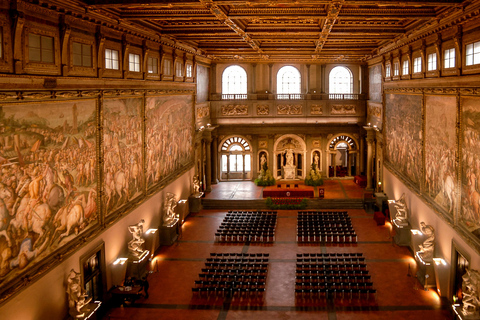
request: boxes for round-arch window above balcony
[277,66,301,95]
[222,65,247,96]
[221,136,250,151]
[329,66,353,94]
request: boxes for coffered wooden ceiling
[85,0,467,63]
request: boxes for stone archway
[273,134,306,180]
[326,134,359,178]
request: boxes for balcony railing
[215,93,364,101]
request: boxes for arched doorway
[273,135,306,180]
[219,136,252,181]
[327,134,358,178]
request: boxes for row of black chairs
[297,253,363,258]
[296,257,366,264]
[295,288,376,300]
[296,275,371,283]
[207,257,269,263]
[199,274,267,282]
[214,232,276,243]
[296,269,370,277]
[299,211,348,215]
[210,252,269,257]
[227,210,277,214]
[296,233,358,243]
[192,286,266,297]
[296,281,374,290]
[296,263,367,272]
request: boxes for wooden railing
[214,93,364,101]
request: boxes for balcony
[214,93,365,101]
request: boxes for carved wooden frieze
[197,106,210,119]
[257,105,269,115]
[222,104,248,116]
[277,104,302,115]
[311,105,323,115]
[331,105,356,115]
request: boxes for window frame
[465,40,480,67]
[402,59,409,76]
[128,52,141,73]
[222,65,248,96]
[393,61,400,78]
[385,63,391,78]
[28,33,55,64]
[427,52,437,71]
[72,41,93,68]
[444,47,456,69]
[147,56,158,74]
[328,66,353,94]
[413,56,422,73]
[105,48,120,70]
[277,65,301,95]
[23,25,61,75]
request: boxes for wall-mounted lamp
[206,123,211,128]
[146,228,158,235]
[411,229,423,235]
[113,257,128,265]
[388,200,395,204]
[433,258,447,266]
[133,251,149,264]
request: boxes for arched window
[222,65,247,98]
[220,136,252,180]
[277,66,301,98]
[329,66,353,95]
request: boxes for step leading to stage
[201,199,365,210]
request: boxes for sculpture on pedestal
[66,269,92,317]
[192,175,203,197]
[417,221,435,262]
[127,219,145,258]
[163,192,178,226]
[462,269,480,315]
[393,193,408,225]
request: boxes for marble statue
[462,269,480,315]
[127,219,145,258]
[393,193,408,225]
[163,192,178,226]
[260,153,267,169]
[285,148,294,166]
[313,152,320,169]
[417,221,435,262]
[192,175,202,195]
[66,269,92,317]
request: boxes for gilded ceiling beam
[198,0,269,60]
[314,0,344,57]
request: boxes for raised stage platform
[263,185,315,198]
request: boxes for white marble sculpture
[393,193,408,225]
[66,269,92,317]
[192,175,203,197]
[417,222,435,262]
[462,269,480,315]
[127,219,145,258]
[163,192,178,226]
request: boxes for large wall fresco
[145,95,194,191]
[103,98,144,215]
[0,100,98,288]
[461,97,480,239]
[385,94,423,188]
[425,95,457,215]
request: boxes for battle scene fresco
[461,97,480,239]
[103,98,144,215]
[425,95,457,215]
[0,100,97,287]
[145,95,194,190]
[385,94,423,187]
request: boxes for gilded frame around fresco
[383,87,480,254]
[0,88,195,305]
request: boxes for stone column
[306,64,310,93]
[365,127,376,190]
[212,134,218,184]
[268,64,273,93]
[205,136,212,192]
[252,63,257,94]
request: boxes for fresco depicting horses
[424,95,457,215]
[461,97,480,239]
[0,101,97,287]
[385,94,423,188]
[102,98,143,215]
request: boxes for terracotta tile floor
[104,182,452,320]
[204,179,364,200]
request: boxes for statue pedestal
[415,253,436,289]
[160,219,179,246]
[68,301,102,320]
[283,165,296,180]
[126,250,150,279]
[392,219,411,246]
[189,194,203,213]
[453,304,480,320]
